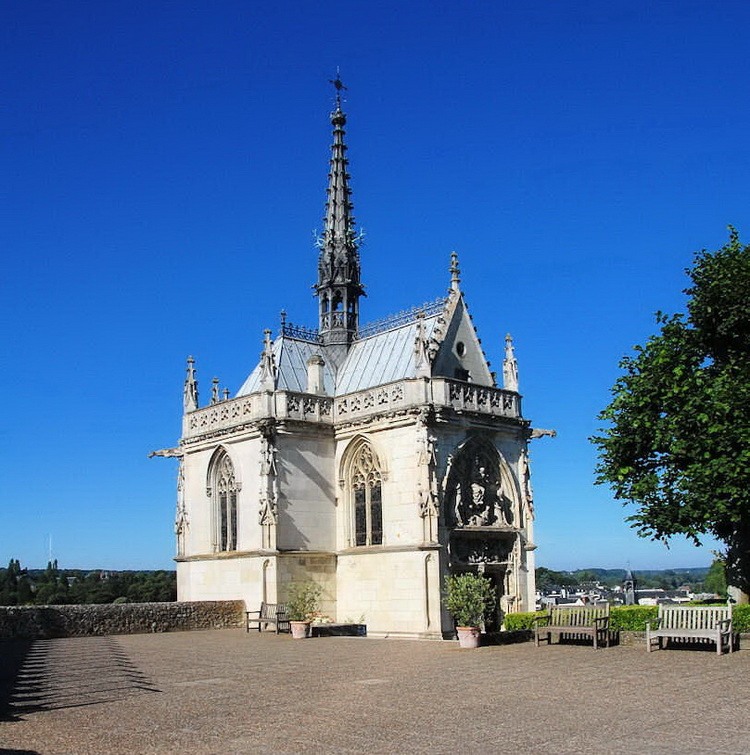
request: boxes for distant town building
[623,568,636,605]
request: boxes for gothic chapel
[170,82,544,638]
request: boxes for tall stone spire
[315,73,364,348]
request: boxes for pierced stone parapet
[436,378,520,419]
[333,378,521,424]
[183,391,334,440]
[279,392,333,423]
[183,379,520,439]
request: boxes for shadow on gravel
[0,639,34,722]
[2,636,160,720]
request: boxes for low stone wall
[0,601,245,640]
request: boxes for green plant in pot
[444,572,496,648]
[286,581,323,639]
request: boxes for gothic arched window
[347,441,383,547]
[210,452,239,552]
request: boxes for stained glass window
[215,454,239,551]
[349,442,383,546]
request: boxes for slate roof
[237,300,446,398]
[236,336,336,396]
[335,312,441,394]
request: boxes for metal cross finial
[329,68,347,107]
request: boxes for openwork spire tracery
[315,74,364,347]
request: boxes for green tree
[592,229,750,599]
[535,567,579,591]
[703,558,728,598]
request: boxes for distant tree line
[0,559,177,606]
[535,564,720,594]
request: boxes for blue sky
[2,1,749,571]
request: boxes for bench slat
[535,605,610,650]
[646,605,733,655]
[246,602,290,634]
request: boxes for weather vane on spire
[329,67,347,107]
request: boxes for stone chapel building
[169,83,545,639]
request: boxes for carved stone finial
[183,355,199,413]
[259,329,277,392]
[503,333,519,393]
[414,312,431,378]
[211,377,220,405]
[449,252,461,293]
[222,388,230,401]
[280,309,287,329]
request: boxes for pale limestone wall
[276,553,337,619]
[181,434,264,556]
[277,432,335,551]
[182,446,215,556]
[232,435,264,551]
[336,549,443,637]
[334,424,424,550]
[176,554,271,607]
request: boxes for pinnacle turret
[503,334,519,392]
[183,356,198,413]
[315,73,364,348]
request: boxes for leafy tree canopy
[592,229,750,597]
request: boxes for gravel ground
[1,629,748,754]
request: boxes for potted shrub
[286,581,323,639]
[444,572,496,648]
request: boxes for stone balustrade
[184,378,520,439]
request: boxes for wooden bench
[533,604,610,650]
[646,604,733,655]
[246,602,290,634]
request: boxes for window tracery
[347,441,383,546]
[210,452,239,552]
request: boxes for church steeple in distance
[315,73,364,347]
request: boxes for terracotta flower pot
[456,626,481,649]
[290,620,311,639]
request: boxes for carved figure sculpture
[444,438,517,530]
[258,421,279,530]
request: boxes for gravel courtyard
[1,629,747,754]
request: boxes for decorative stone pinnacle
[183,355,199,413]
[259,329,277,391]
[211,377,220,405]
[503,333,519,393]
[449,252,461,292]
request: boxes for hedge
[503,611,542,631]
[504,604,750,633]
[734,604,750,632]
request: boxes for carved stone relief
[451,536,509,565]
[415,407,439,542]
[258,421,279,530]
[445,440,514,528]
